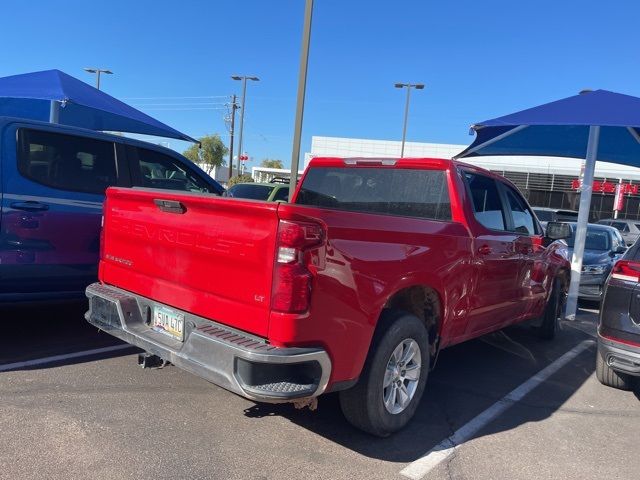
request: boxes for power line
[122,95,229,100]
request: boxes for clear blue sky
[1,0,638,167]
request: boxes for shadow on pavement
[242,315,600,463]
[0,300,132,368]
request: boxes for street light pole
[84,68,113,90]
[394,82,424,157]
[231,75,259,176]
[288,0,314,201]
[227,94,239,181]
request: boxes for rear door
[461,171,523,334]
[0,126,117,297]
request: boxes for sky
[1,0,639,168]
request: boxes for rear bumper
[85,283,331,402]
[598,334,640,376]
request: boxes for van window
[296,167,451,221]
[17,129,117,195]
[130,147,215,193]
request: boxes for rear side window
[131,147,216,193]
[296,167,451,221]
[17,128,117,195]
[227,184,274,200]
[463,172,505,230]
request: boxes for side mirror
[546,222,571,240]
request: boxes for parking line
[400,339,595,480]
[0,344,135,373]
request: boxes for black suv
[597,240,640,389]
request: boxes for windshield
[567,228,611,251]
[227,184,274,200]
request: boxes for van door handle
[478,245,492,255]
[10,201,49,212]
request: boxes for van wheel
[339,310,429,437]
[596,344,631,390]
[537,277,564,340]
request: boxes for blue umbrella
[456,89,640,320]
[0,69,196,142]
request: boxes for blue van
[0,117,224,302]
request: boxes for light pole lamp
[84,68,113,90]
[231,75,259,175]
[395,82,424,157]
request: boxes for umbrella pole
[565,125,600,320]
[49,100,59,124]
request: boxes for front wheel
[339,310,429,437]
[537,277,564,340]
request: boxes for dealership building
[292,135,640,221]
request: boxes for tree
[260,158,284,169]
[183,134,228,174]
[227,174,254,187]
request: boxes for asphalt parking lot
[0,302,638,480]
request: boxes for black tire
[339,309,429,437]
[537,277,564,340]
[596,344,631,390]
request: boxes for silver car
[597,218,640,246]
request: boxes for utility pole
[227,94,239,181]
[231,75,259,175]
[84,68,113,90]
[394,82,425,157]
[288,0,314,201]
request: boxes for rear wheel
[596,344,631,390]
[339,310,429,437]
[537,277,564,340]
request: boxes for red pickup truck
[86,157,571,436]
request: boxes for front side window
[504,185,537,235]
[296,167,451,221]
[463,172,505,231]
[17,128,117,195]
[132,147,215,193]
[227,184,274,200]
[272,187,290,202]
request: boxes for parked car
[597,218,640,246]
[0,117,224,302]
[225,182,289,202]
[565,223,627,302]
[597,239,640,390]
[86,157,571,436]
[532,207,579,223]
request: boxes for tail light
[271,220,324,313]
[611,260,640,282]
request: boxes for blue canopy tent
[0,69,196,142]
[456,89,640,320]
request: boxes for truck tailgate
[100,187,279,337]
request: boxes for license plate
[152,306,185,341]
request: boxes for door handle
[478,245,492,255]
[154,199,186,214]
[10,201,49,212]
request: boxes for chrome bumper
[598,335,640,376]
[85,283,331,402]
